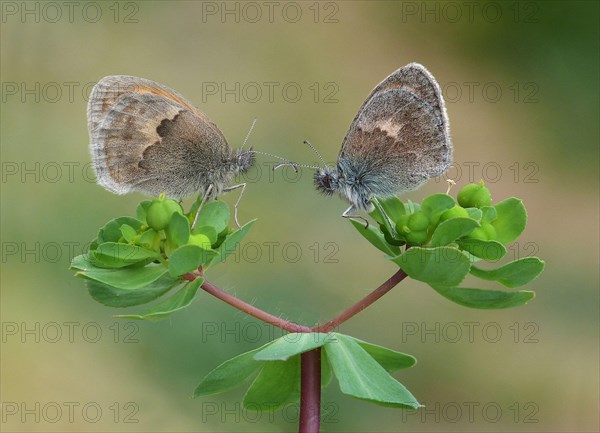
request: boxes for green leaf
[168,244,213,277]
[465,207,482,222]
[195,201,230,234]
[243,356,301,411]
[325,334,420,409]
[166,212,190,247]
[470,257,545,288]
[370,196,405,234]
[321,350,332,388]
[75,261,169,290]
[114,278,203,320]
[458,239,507,261]
[136,200,153,223]
[350,220,400,256]
[87,273,179,307]
[254,333,334,361]
[194,342,273,398]
[391,246,470,288]
[350,337,416,372]
[208,219,255,266]
[91,243,159,268]
[481,206,497,223]
[70,254,98,271]
[97,217,144,244]
[120,224,138,243]
[420,194,455,222]
[429,218,480,247]
[377,196,406,222]
[491,198,527,243]
[432,286,535,309]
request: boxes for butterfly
[303,63,452,226]
[87,75,259,227]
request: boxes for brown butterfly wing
[88,76,232,198]
[338,64,452,195]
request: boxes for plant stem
[312,269,408,333]
[185,268,408,433]
[183,273,312,333]
[299,349,321,433]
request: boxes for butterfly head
[235,148,255,174]
[314,166,340,196]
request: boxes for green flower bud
[146,201,171,231]
[395,214,410,235]
[146,198,182,231]
[163,199,184,217]
[189,233,212,249]
[481,222,497,241]
[408,211,430,231]
[406,230,428,245]
[468,227,488,241]
[439,205,469,222]
[457,181,492,208]
[138,229,161,251]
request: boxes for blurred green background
[1,1,598,431]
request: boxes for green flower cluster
[375,181,505,249]
[70,196,254,319]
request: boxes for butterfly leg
[192,184,213,230]
[371,197,398,239]
[223,183,247,228]
[342,205,369,229]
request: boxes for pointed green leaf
[194,342,273,398]
[168,244,214,277]
[208,219,255,266]
[459,238,506,261]
[350,220,400,256]
[350,337,416,371]
[97,217,144,244]
[491,198,527,243]
[432,286,535,309]
[243,355,301,411]
[470,257,545,288]
[114,278,202,320]
[166,212,190,247]
[391,246,470,288]
[254,333,334,361]
[430,218,480,247]
[324,334,420,408]
[75,262,169,290]
[195,201,230,234]
[86,273,179,307]
[91,243,159,268]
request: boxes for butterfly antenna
[303,140,327,167]
[240,118,257,150]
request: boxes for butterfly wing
[88,76,232,197]
[339,63,451,197]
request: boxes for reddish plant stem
[312,269,408,333]
[185,268,408,433]
[183,272,311,333]
[299,349,321,433]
